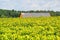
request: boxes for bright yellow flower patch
[0,17,60,40]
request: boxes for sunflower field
[0,16,60,40]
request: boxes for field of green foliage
[0,17,60,40]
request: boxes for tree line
[0,9,60,18]
[0,9,20,18]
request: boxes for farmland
[0,16,60,40]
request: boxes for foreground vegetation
[0,16,60,40]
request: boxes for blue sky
[0,0,60,11]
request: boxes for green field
[0,17,60,40]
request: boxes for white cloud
[0,0,60,11]
[30,3,39,7]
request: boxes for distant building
[20,12,50,17]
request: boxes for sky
[0,0,60,11]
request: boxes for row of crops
[0,16,60,40]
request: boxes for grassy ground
[0,16,60,40]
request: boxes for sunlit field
[0,16,60,40]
